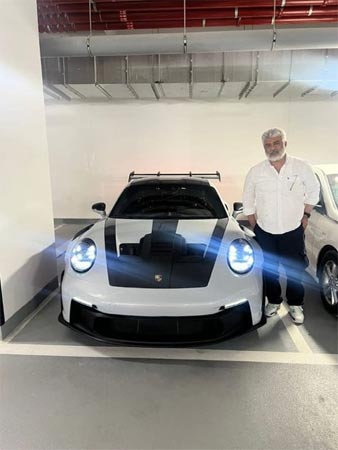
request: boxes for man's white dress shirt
[243,155,320,234]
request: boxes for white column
[0,0,57,338]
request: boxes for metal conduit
[40,27,338,57]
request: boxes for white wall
[46,99,338,218]
[0,0,57,327]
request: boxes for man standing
[243,128,319,324]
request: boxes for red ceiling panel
[37,0,338,32]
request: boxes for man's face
[263,135,287,162]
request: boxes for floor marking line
[0,344,337,365]
[278,303,313,354]
[2,289,58,344]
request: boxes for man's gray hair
[261,128,287,144]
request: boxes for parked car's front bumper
[59,298,266,345]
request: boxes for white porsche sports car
[60,172,265,344]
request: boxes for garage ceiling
[38,0,338,33]
[39,1,338,102]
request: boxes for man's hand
[301,215,309,230]
[302,206,313,230]
[247,214,257,230]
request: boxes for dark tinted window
[110,183,227,219]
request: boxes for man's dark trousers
[254,224,308,306]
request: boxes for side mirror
[232,202,243,219]
[233,202,243,212]
[92,202,107,218]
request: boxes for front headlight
[70,238,96,273]
[227,239,254,274]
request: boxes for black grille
[69,299,253,344]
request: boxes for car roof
[314,164,338,175]
[129,177,211,186]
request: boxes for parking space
[1,223,337,450]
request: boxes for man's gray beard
[267,149,286,162]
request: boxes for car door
[306,209,320,270]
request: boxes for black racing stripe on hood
[105,218,117,254]
[170,218,228,288]
[104,218,228,288]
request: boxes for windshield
[327,174,338,209]
[110,183,227,219]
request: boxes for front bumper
[59,299,266,345]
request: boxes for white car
[305,164,338,314]
[59,172,265,344]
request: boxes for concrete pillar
[0,0,57,338]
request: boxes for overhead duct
[42,49,338,101]
[40,27,338,57]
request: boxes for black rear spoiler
[128,171,221,182]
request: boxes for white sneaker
[265,303,281,317]
[289,306,304,324]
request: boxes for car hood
[103,217,229,289]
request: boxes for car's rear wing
[128,171,221,182]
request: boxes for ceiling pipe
[37,0,338,31]
[38,7,338,25]
[37,1,338,11]
[240,17,338,25]
[40,27,338,57]
[38,17,338,32]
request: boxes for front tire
[318,250,338,315]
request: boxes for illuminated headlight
[70,239,96,273]
[227,239,254,274]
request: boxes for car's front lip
[59,299,266,346]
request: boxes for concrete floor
[0,221,337,450]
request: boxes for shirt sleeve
[302,162,320,205]
[243,167,256,215]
